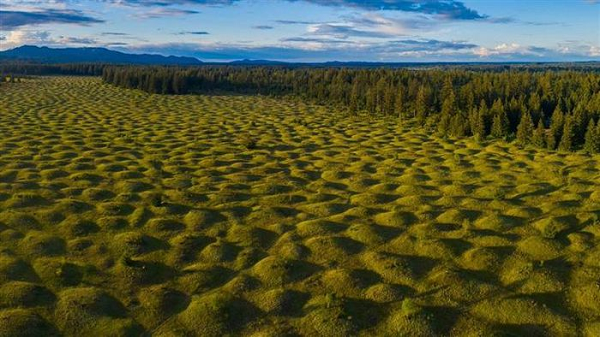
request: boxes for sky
[0,0,599,62]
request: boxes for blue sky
[1,0,599,62]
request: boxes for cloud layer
[0,9,104,30]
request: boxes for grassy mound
[0,309,59,337]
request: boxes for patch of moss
[55,287,143,335]
[0,309,59,337]
[19,232,66,257]
[175,291,257,336]
[0,281,55,308]
[32,258,82,289]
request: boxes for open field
[1,77,600,336]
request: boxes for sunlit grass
[0,77,598,335]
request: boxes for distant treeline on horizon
[1,62,600,153]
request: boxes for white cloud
[0,29,98,50]
[474,43,543,57]
[0,29,51,49]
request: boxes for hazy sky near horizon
[0,0,599,62]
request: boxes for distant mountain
[0,45,202,65]
[227,59,289,66]
[2,46,598,69]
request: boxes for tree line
[102,66,600,153]
[0,63,105,76]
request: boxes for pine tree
[528,93,542,123]
[449,112,468,137]
[584,119,600,154]
[438,111,451,136]
[383,85,395,115]
[395,88,403,120]
[516,111,534,146]
[366,88,375,114]
[375,77,387,114]
[349,81,360,114]
[490,100,509,139]
[532,120,546,148]
[491,114,504,139]
[441,76,454,102]
[549,105,564,147]
[415,86,428,125]
[546,127,557,150]
[558,115,575,152]
[441,91,456,117]
[472,109,486,141]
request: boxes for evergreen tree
[349,81,360,114]
[516,111,534,146]
[549,105,564,148]
[375,77,387,114]
[395,88,403,120]
[415,85,428,125]
[584,119,600,154]
[441,76,454,102]
[528,92,542,123]
[438,109,452,136]
[532,120,546,148]
[558,115,575,152]
[383,85,395,115]
[449,112,468,137]
[546,127,558,150]
[441,90,456,117]
[366,88,375,114]
[490,100,509,139]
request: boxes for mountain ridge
[0,45,203,65]
[2,45,599,68]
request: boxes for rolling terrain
[0,77,599,336]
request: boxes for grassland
[0,76,599,336]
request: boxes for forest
[101,66,600,153]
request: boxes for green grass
[0,77,599,336]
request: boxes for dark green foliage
[415,85,429,125]
[490,100,509,139]
[546,128,557,150]
[469,101,488,141]
[584,119,600,154]
[516,111,535,146]
[449,112,469,137]
[532,121,546,148]
[0,63,104,76]
[395,89,404,120]
[548,105,564,149]
[558,115,575,152]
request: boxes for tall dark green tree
[548,105,564,148]
[449,112,469,137]
[516,111,534,146]
[366,88,376,115]
[558,115,575,152]
[349,81,360,114]
[584,119,600,154]
[532,120,546,148]
[415,85,428,125]
[490,100,509,139]
[395,88,404,120]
